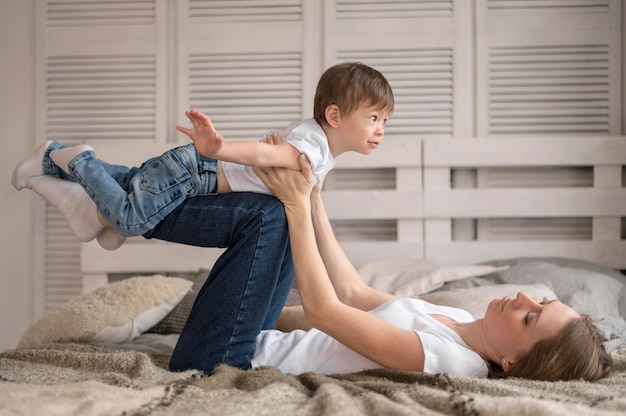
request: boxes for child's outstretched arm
[177,109,301,170]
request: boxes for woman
[249,136,612,381]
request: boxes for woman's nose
[513,292,531,308]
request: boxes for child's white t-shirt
[222,119,335,193]
[252,298,488,377]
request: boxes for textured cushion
[147,269,210,334]
[358,258,509,297]
[18,275,192,348]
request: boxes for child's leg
[27,175,104,242]
[52,143,219,237]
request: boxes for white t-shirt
[252,298,488,377]
[221,119,335,193]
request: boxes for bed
[1,136,626,415]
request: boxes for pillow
[491,262,626,341]
[358,258,509,297]
[147,269,210,334]
[18,275,192,348]
[419,283,558,319]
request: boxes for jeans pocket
[139,150,194,195]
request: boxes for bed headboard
[81,136,626,293]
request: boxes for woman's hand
[253,133,315,211]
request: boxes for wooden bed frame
[81,136,626,293]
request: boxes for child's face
[337,103,390,155]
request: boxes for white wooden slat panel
[335,0,453,19]
[487,0,610,12]
[46,0,156,27]
[424,136,626,166]
[339,242,423,268]
[478,218,591,241]
[323,190,423,219]
[425,188,626,218]
[324,136,423,244]
[188,0,302,22]
[425,240,626,270]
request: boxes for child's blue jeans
[47,142,219,237]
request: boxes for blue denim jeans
[42,142,295,373]
[60,143,219,237]
[145,192,294,373]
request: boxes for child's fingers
[176,125,193,137]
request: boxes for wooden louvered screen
[37,0,166,310]
[322,0,464,248]
[36,1,623,309]
[459,0,624,245]
[177,0,315,141]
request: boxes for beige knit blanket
[1,343,625,415]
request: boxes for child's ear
[325,104,340,128]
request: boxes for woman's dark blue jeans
[145,192,294,374]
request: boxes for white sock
[12,140,54,190]
[50,144,94,174]
[28,176,103,242]
[96,227,127,251]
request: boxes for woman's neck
[434,316,498,364]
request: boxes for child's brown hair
[313,62,394,126]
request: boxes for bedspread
[1,343,625,416]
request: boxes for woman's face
[483,292,580,366]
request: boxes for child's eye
[370,115,378,122]
[524,312,531,324]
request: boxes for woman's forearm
[283,202,343,327]
[310,193,395,310]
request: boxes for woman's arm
[309,186,395,310]
[254,154,425,372]
[177,109,302,170]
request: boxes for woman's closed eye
[524,297,549,324]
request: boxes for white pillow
[419,283,558,319]
[18,275,192,348]
[358,258,509,297]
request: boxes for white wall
[0,0,38,351]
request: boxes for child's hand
[176,109,224,157]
